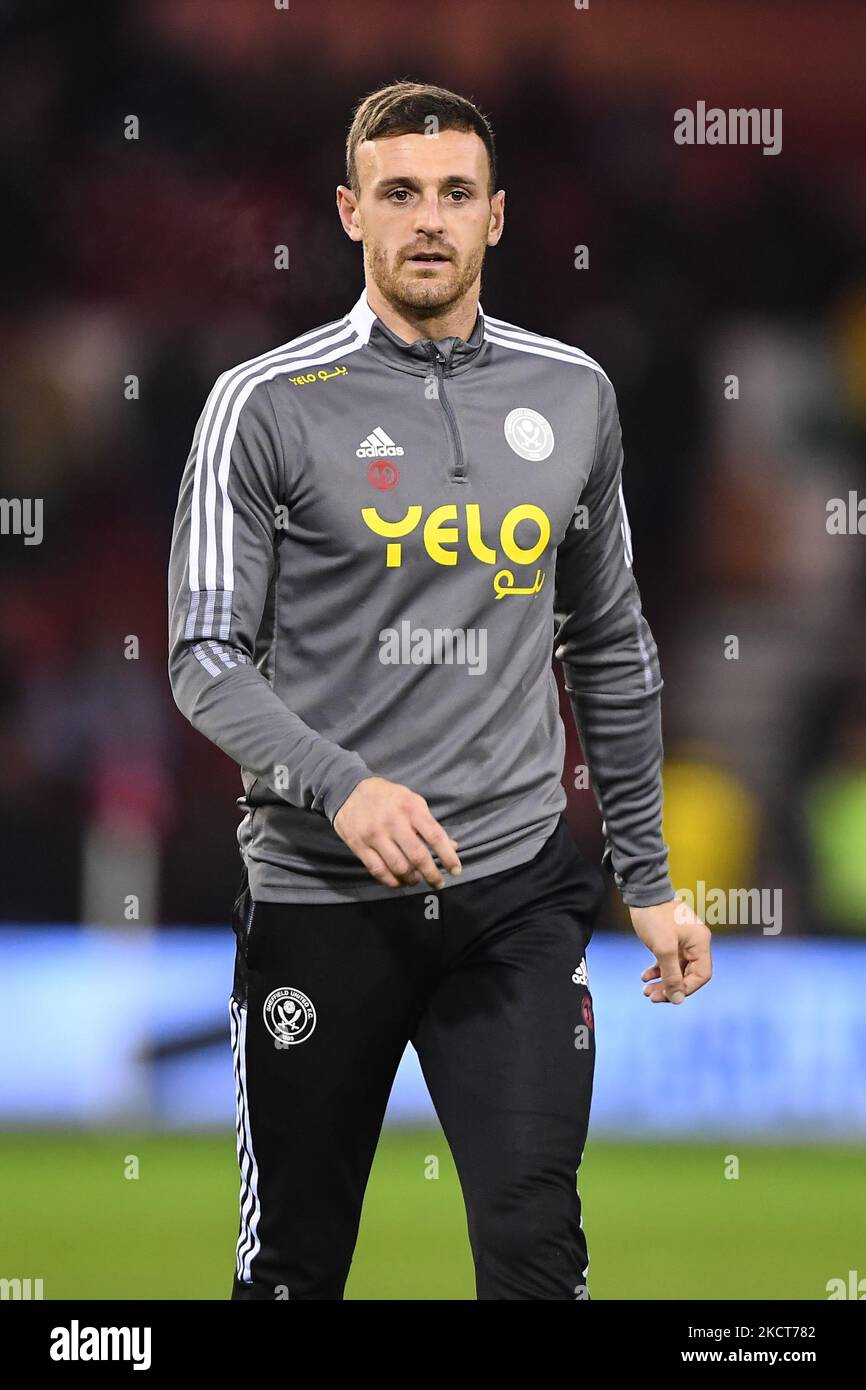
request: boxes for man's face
[337,128,504,318]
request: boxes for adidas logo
[356,426,405,458]
[572,957,589,986]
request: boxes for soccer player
[167,81,712,1301]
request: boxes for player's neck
[364,281,480,345]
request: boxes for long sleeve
[167,373,374,824]
[553,370,674,907]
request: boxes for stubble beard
[365,239,487,324]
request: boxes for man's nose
[414,193,445,234]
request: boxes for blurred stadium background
[1,0,865,1299]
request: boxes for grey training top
[167,290,674,907]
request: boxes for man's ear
[336,184,363,243]
[487,188,505,247]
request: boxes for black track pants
[228,813,606,1301]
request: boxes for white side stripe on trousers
[229,997,261,1283]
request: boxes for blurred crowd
[1,0,864,930]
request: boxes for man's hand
[628,897,712,1004]
[333,776,462,890]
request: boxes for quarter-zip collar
[347,288,487,377]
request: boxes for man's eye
[388,189,411,202]
[448,190,469,202]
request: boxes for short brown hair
[345,80,497,197]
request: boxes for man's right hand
[333,776,462,890]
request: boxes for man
[167,80,712,1301]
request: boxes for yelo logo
[360,502,551,598]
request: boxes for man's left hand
[628,897,712,1004]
